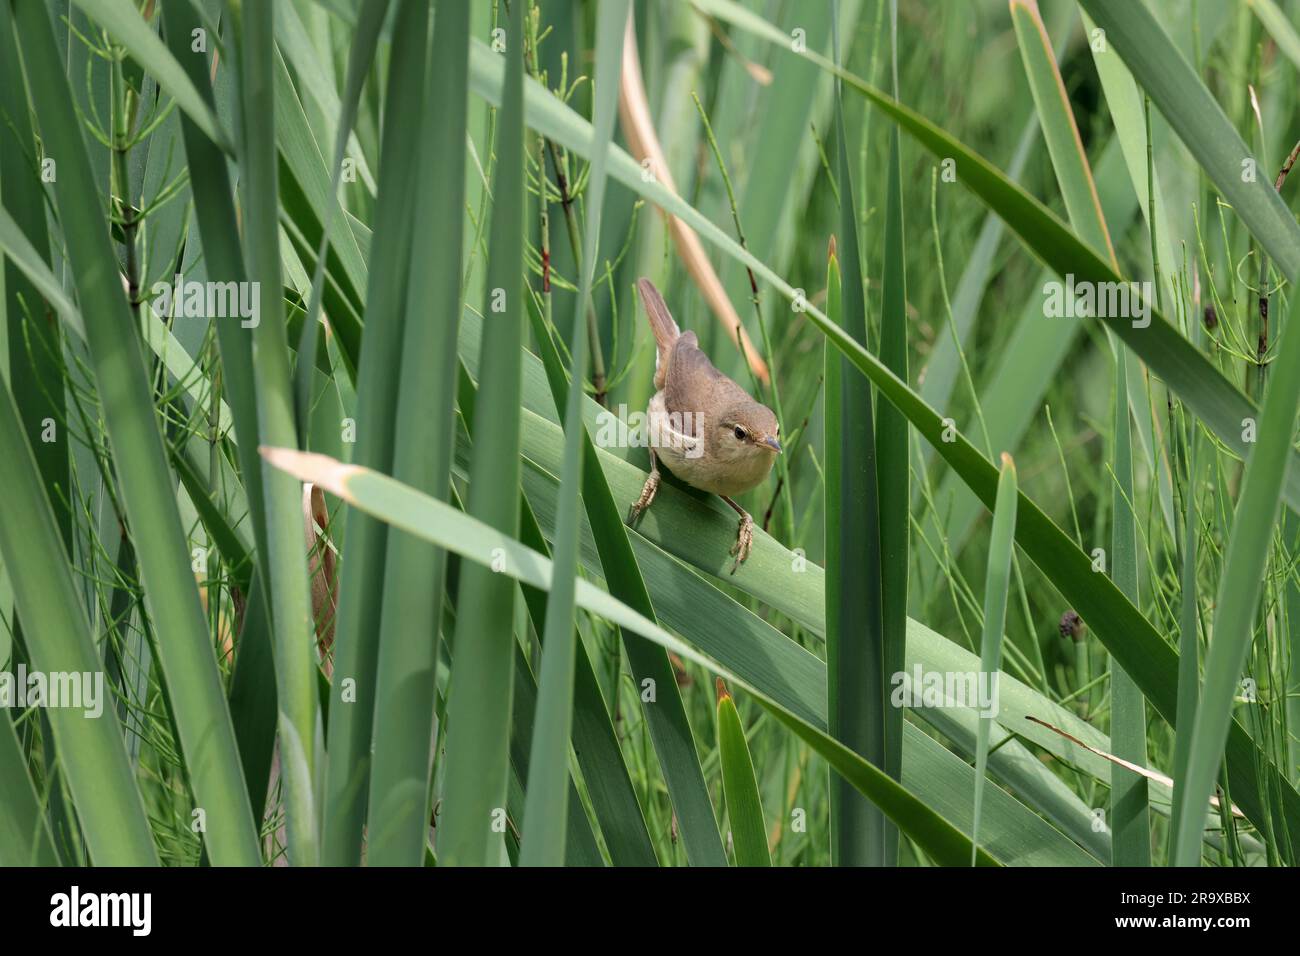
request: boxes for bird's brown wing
[663,332,750,435]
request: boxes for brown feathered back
[664,332,741,416]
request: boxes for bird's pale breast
[646,391,773,497]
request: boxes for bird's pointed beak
[763,436,783,453]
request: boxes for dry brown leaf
[1026,715,1245,818]
[618,16,769,384]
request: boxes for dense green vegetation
[1,0,1299,867]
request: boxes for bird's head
[715,399,782,463]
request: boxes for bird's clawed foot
[729,510,754,574]
[627,466,660,524]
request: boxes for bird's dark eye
[733,426,747,441]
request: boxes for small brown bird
[627,278,781,572]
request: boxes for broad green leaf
[0,708,59,866]
[319,0,428,865]
[231,0,322,866]
[525,293,726,866]
[827,54,886,865]
[1010,0,1115,262]
[716,682,771,866]
[161,0,279,821]
[877,4,910,867]
[261,446,1000,867]
[365,0,470,865]
[1170,434,1206,849]
[1110,342,1151,866]
[972,455,1017,865]
[439,0,527,867]
[520,0,630,868]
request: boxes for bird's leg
[721,495,754,574]
[628,449,661,524]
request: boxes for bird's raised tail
[637,277,680,390]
